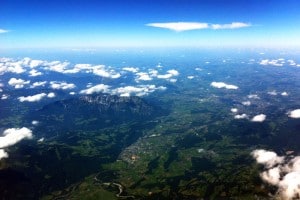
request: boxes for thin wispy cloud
[146,22,251,32]
[0,29,9,33]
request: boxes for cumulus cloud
[123,67,139,73]
[50,81,76,90]
[111,85,166,97]
[252,149,300,199]
[8,78,30,89]
[210,82,238,90]
[156,69,179,80]
[18,93,47,102]
[29,69,43,76]
[251,114,266,122]
[135,72,153,81]
[146,22,250,32]
[92,65,121,78]
[248,94,260,99]
[288,109,300,119]
[281,92,288,96]
[0,127,33,160]
[30,81,47,88]
[231,108,238,113]
[47,92,56,98]
[234,114,248,119]
[242,101,251,106]
[259,59,284,67]
[80,84,111,95]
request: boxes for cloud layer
[146,22,250,32]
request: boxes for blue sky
[1,0,300,49]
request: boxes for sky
[1,0,300,49]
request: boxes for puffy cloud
[210,82,238,90]
[29,69,43,77]
[146,22,250,32]
[156,69,179,80]
[47,92,56,98]
[234,114,248,119]
[111,85,166,97]
[247,94,260,99]
[281,92,288,96]
[18,93,47,102]
[267,90,277,96]
[242,101,251,106]
[135,72,153,81]
[92,65,121,78]
[0,127,33,160]
[252,149,300,199]
[288,109,300,119]
[231,108,238,113]
[8,78,30,89]
[259,59,284,67]
[187,76,194,79]
[80,84,111,95]
[0,149,8,159]
[30,81,47,88]
[32,120,39,125]
[50,81,76,90]
[1,94,8,100]
[123,67,139,73]
[251,149,284,168]
[251,114,266,122]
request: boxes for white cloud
[0,127,33,160]
[156,69,179,80]
[231,108,238,113]
[248,94,260,99]
[50,81,76,90]
[210,82,238,90]
[123,67,139,73]
[234,114,248,119]
[288,109,300,119]
[29,69,43,77]
[146,22,209,32]
[242,101,251,106]
[30,81,47,88]
[112,85,166,97]
[251,149,284,168]
[8,78,30,89]
[18,93,47,102]
[187,76,194,79]
[281,92,288,96]
[136,72,153,81]
[252,149,300,199]
[47,92,56,98]
[1,94,9,100]
[267,90,277,96]
[146,22,250,32]
[211,22,250,29]
[251,114,266,122]
[92,65,121,79]
[80,84,111,95]
[0,149,8,160]
[259,59,284,67]
[32,120,39,125]
[38,137,44,142]
[0,29,9,33]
